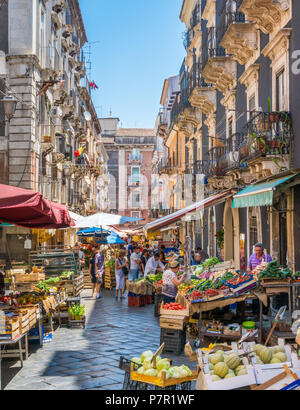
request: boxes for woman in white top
[162,261,186,304]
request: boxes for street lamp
[2,93,18,121]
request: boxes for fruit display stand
[30,249,79,276]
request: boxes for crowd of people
[72,237,220,304]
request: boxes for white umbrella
[69,211,84,224]
[74,212,143,229]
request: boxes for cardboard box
[244,342,300,384]
[196,352,256,390]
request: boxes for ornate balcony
[202,29,237,94]
[206,112,293,180]
[239,0,291,34]
[188,63,216,116]
[157,158,176,175]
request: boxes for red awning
[0,184,75,229]
[145,191,233,233]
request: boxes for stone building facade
[0,0,109,259]
[155,0,300,270]
[99,118,156,225]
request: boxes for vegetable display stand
[68,304,86,328]
[130,363,199,389]
[160,328,186,355]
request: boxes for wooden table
[0,332,28,390]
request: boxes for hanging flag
[89,81,99,90]
[74,146,85,158]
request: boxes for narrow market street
[2,290,194,390]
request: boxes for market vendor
[161,261,187,304]
[191,253,202,266]
[144,251,165,277]
[248,243,272,272]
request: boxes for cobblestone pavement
[2,290,196,390]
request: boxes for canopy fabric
[232,174,299,209]
[96,234,126,245]
[0,184,74,229]
[144,191,232,233]
[77,227,111,237]
[68,211,84,224]
[74,212,143,228]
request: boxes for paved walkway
[2,290,196,390]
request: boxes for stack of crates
[104,267,116,290]
[160,328,186,355]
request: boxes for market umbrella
[0,184,74,229]
[77,227,111,237]
[96,234,126,245]
[74,212,143,228]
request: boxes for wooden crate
[160,315,186,330]
[261,278,292,285]
[130,364,199,388]
[160,303,189,318]
[15,272,45,283]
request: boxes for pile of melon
[206,350,248,382]
[251,344,287,365]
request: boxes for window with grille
[276,69,285,111]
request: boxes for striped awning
[232,174,300,208]
[145,191,232,233]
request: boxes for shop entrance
[279,195,288,266]
[224,205,234,261]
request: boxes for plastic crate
[160,328,186,355]
[119,356,192,390]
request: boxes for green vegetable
[68,304,85,317]
[258,261,292,279]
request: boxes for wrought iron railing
[186,62,213,99]
[216,9,246,44]
[195,112,293,177]
[201,28,228,69]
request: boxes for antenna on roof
[109,109,112,118]
[83,41,100,79]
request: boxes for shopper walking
[94,246,106,300]
[115,250,128,300]
[129,246,141,282]
[89,249,98,299]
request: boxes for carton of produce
[197,349,256,390]
[160,302,189,317]
[243,342,300,384]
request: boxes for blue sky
[79,0,185,129]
